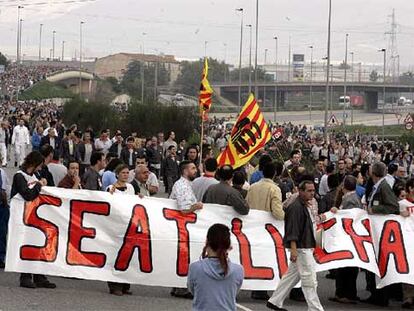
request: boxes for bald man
[131,164,150,196]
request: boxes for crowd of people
[0,64,64,99]
[0,85,413,310]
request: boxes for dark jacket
[369,179,399,215]
[11,172,41,201]
[283,196,316,249]
[40,135,61,150]
[109,142,125,157]
[120,147,143,170]
[82,168,102,191]
[319,188,337,214]
[202,182,249,215]
[77,142,96,163]
[35,165,55,187]
[58,174,76,189]
[162,156,180,179]
[60,138,78,162]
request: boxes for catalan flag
[199,58,213,115]
[217,94,271,169]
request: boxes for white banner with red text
[5,187,412,290]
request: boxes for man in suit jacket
[40,128,61,152]
[120,136,142,170]
[363,161,399,307]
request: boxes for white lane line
[236,303,254,311]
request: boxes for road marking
[236,303,254,311]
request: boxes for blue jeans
[0,207,10,262]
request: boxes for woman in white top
[106,163,134,295]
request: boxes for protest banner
[5,187,413,290]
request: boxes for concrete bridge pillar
[365,91,378,112]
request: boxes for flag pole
[200,112,204,168]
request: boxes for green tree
[120,61,170,102]
[229,67,270,82]
[369,70,379,82]
[0,52,8,68]
[175,58,230,96]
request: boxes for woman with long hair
[187,224,244,311]
[11,151,56,289]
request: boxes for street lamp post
[236,8,244,107]
[52,30,56,60]
[247,25,253,94]
[254,0,259,96]
[16,6,23,64]
[343,33,348,126]
[62,41,65,61]
[309,45,313,121]
[79,21,84,98]
[39,24,43,61]
[273,36,278,122]
[264,48,268,106]
[350,51,354,125]
[19,19,23,64]
[379,48,386,143]
[141,32,147,104]
[324,0,332,142]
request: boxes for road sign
[404,113,413,124]
[406,122,413,130]
[328,114,339,126]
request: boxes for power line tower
[385,8,399,82]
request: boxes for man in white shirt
[94,130,112,155]
[12,119,30,167]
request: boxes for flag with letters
[217,94,271,169]
[199,58,213,115]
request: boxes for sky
[1,0,414,70]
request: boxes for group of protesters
[0,66,414,310]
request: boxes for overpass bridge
[212,81,414,111]
[46,70,96,97]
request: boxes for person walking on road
[12,119,30,167]
[267,180,324,311]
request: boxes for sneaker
[0,261,5,269]
[266,301,288,311]
[251,291,270,300]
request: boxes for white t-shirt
[399,199,414,214]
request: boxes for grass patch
[20,81,75,100]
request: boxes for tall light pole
[343,33,349,126]
[247,25,253,94]
[79,21,84,99]
[16,5,23,64]
[309,45,314,121]
[61,41,65,61]
[223,43,227,82]
[236,8,244,107]
[19,19,23,64]
[254,0,259,96]
[324,0,332,142]
[350,51,354,125]
[52,30,56,60]
[264,48,268,105]
[288,36,291,82]
[379,48,386,143]
[39,24,43,61]
[273,36,278,122]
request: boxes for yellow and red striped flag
[217,93,271,169]
[199,58,213,116]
